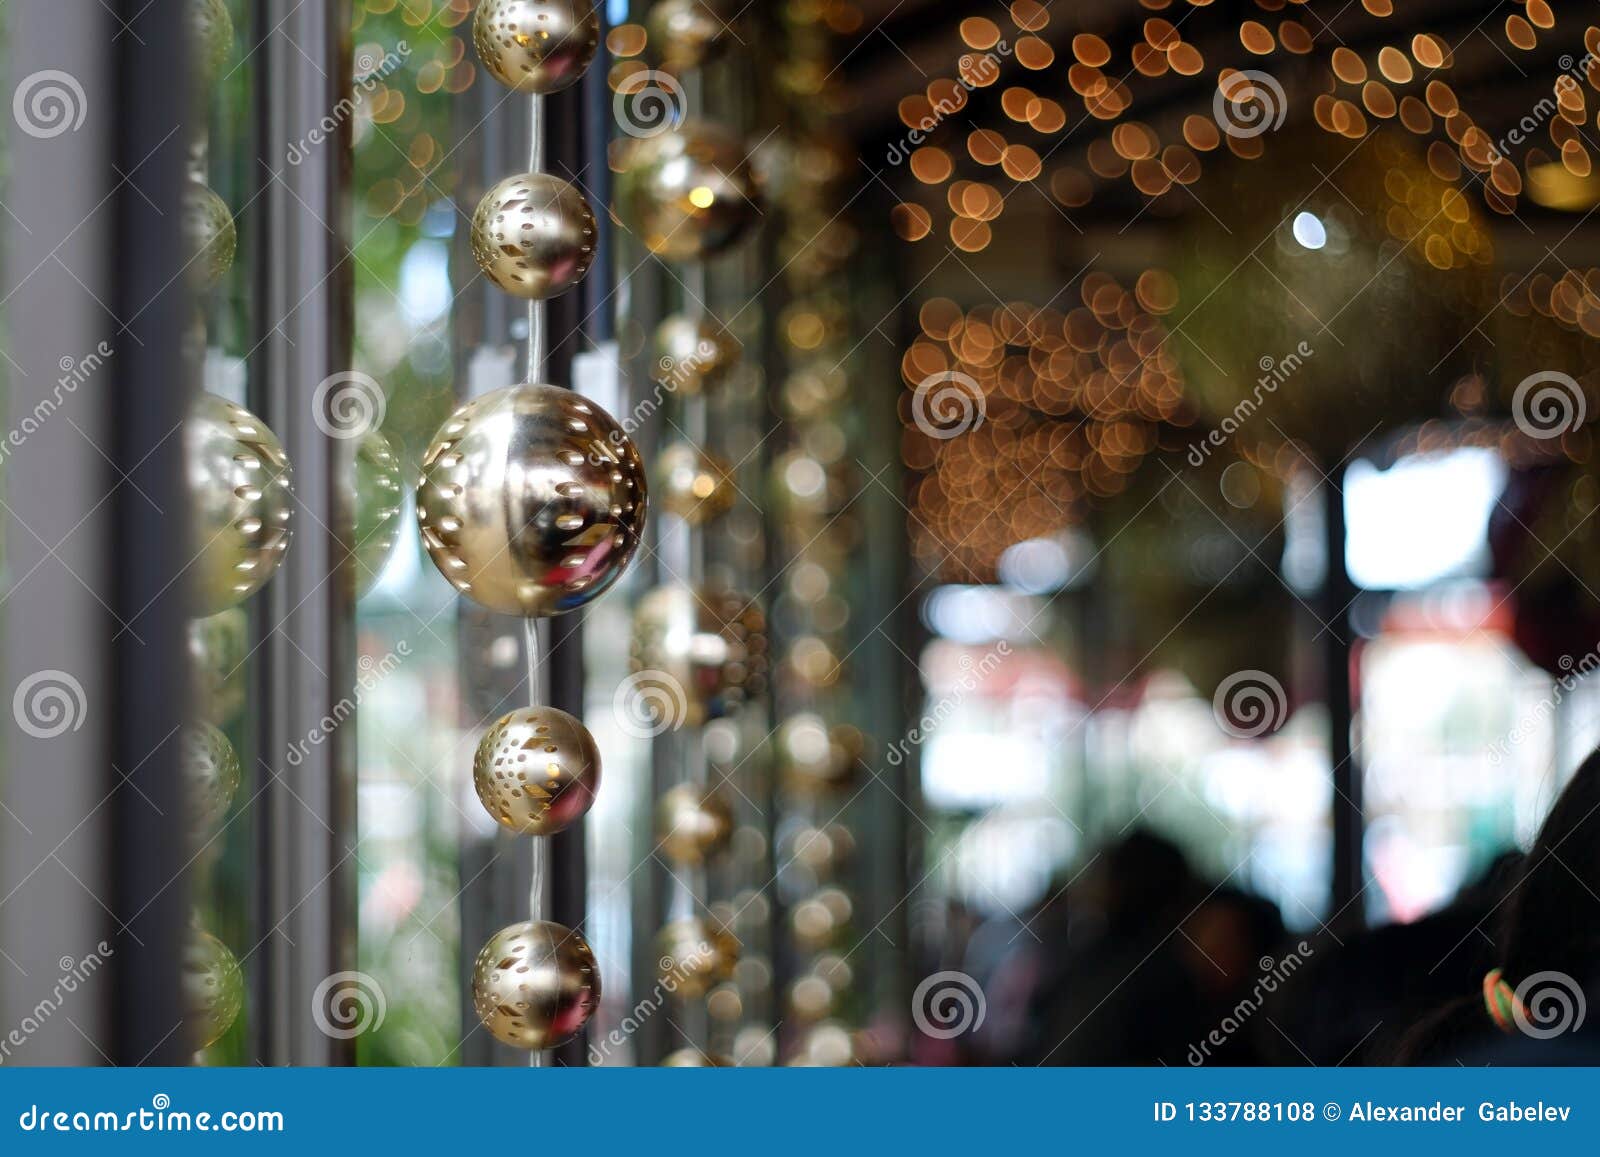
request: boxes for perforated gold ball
[186,393,294,615]
[184,721,240,837]
[183,926,243,1051]
[630,584,768,724]
[652,314,742,396]
[656,916,739,1000]
[646,0,730,71]
[416,384,648,616]
[657,440,735,525]
[472,0,601,94]
[184,181,236,292]
[472,920,601,1050]
[473,706,600,836]
[615,119,762,261]
[470,173,597,300]
[656,783,733,865]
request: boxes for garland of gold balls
[416,0,645,1059]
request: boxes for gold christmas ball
[472,920,600,1049]
[652,314,742,396]
[630,583,768,724]
[646,0,730,71]
[614,119,762,261]
[656,783,733,865]
[472,0,601,95]
[778,714,862,794]
[473,706,600,836]
[183,721,240,837]
[183,926,243,1051]
[189,608,247,727]
[189,0,234,90]
[657,440,735,524]
[187,393,294,616]
[184,181,236,292]
[656,916,739,1000]
[416,383,648,616]
[353,428,403,598]
[470,173,597,300]
[661,1048,732,1066]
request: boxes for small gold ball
[473,706,600,836]
[183,181,236,292]
[470,173,597,300]
[646,0,731,72]
[652,314,742,396]
[472,920,600,1050]
[656,783,733,865]
[184,721,240,837]
[472,0,601,95]
[416,384,648,617]
[661,1048,732,1066]
[630,584,768,725]
[186,393,294,615]
[657,440,735,525]
[656,916,739,1000]
[183,926,243,1051]
[615,119,762,261]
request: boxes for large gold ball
[416,384,648,616]
[470,173,597,300]
[472,920,600,1050]
[186,393,294,616]
[656,916,739,999]
[183,181,236,292]
[183,927,244,1051]
[353,428,403,598]
[646,0,730,71]
[183,721,240,837]
[472,0,601,95]
[615,119,762,261]
[657,440,735,525]
[652,314,742,397]
[656,783,733,865]
[473,706,600,835]
[630,584,768,724]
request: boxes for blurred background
[4,0,1600,1067]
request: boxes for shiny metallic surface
[473,706,600,836]
[656,783,733,865]
[183,181,236,292]
[470,173,597,300]
[183,721,239,838]
[615,120,762,261]
[657,439,735,525]
[656,915,739,999]
[472,920,601,1050]
[472,0,601,95]
[630,583,768,724]
[646,0,730,71]
[652,313,742,396]
[182,926,244,1051]
[188,0,234,89]
[186,393,294,616]
[353,427,403,598]
[416,383,648,617]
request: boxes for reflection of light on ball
[472,0,600,95]
[471,921,600,1050]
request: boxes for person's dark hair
[1397,747,1600,1062]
